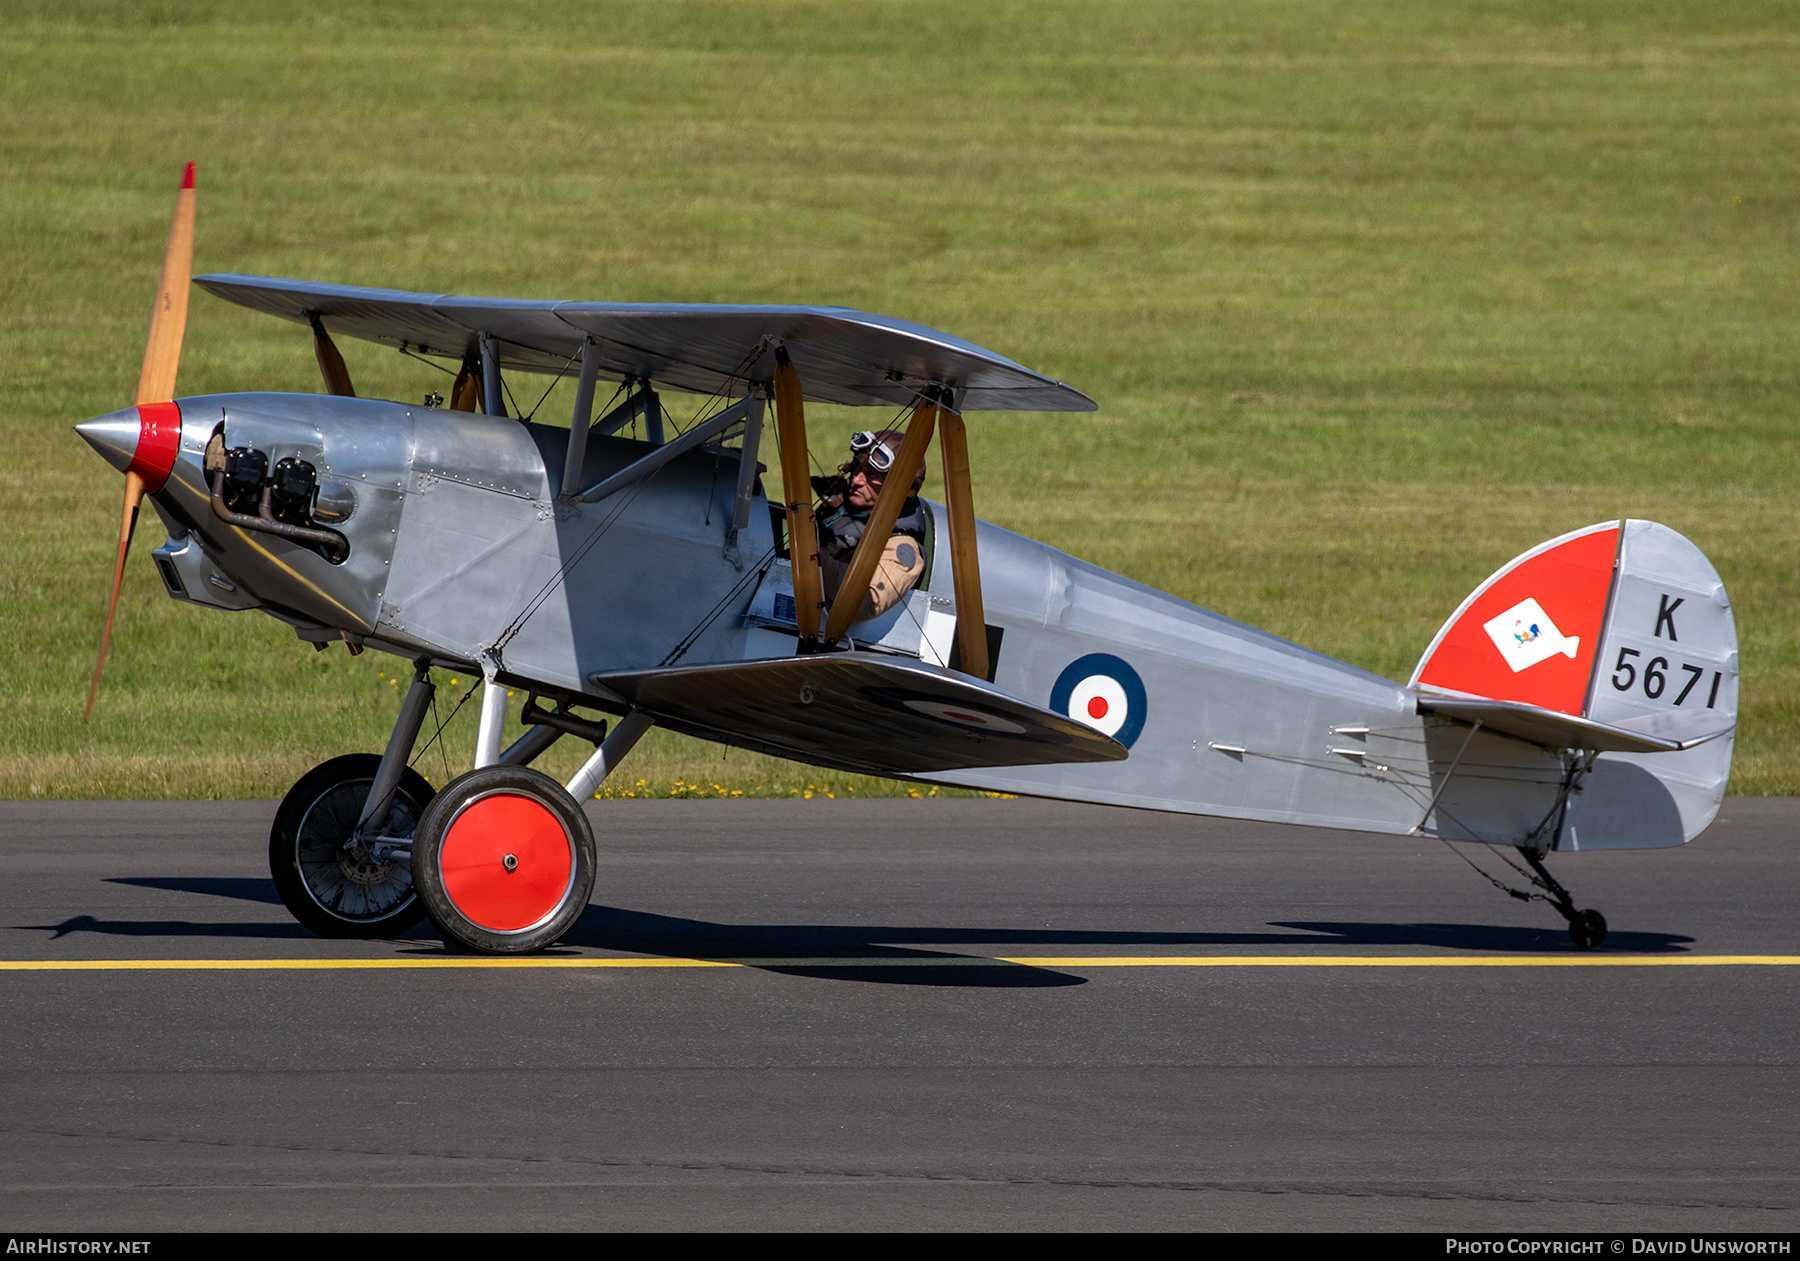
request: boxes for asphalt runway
[1,796,1796,1233]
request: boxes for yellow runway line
[0,954,1798,971]
[998,955,1800,968]
[0,957,741,971]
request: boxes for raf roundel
[901,699,1028,734]
[1049,653,1147,749]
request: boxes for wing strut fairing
[192,273,1098,412]
[771,348,825,643]
[587,653,1127,776]
[936,410,990,682]
[820,396,937,642]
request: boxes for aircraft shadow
[10,880,1692,985]
[1270,921,1693,953]
[24,913,319,941]
[545,905,1087,988]
[110,876,283,904]
[17,878,418,943]
[563,906,1693,956]
[533,905,1693,984]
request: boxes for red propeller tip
[180,161,196,190]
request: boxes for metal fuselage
[101,391,1725,852]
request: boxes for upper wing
[585,652,1127,776]
[192,273,1097,413]
[1416,695,1734,754]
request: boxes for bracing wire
[658,544,781,668]
[465,331,574,422]
[521,348,582,422]
[489,340,769,656]
[397,346,459,377]
[483,379,630,653]
[409,672,480,782]
[1435,837,1562,906]
[490,471,662,655]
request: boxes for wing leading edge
[586,652,1127,776]
[192,273,1097,412]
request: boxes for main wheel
[1568,908,1608,950]
[270,753,436,939]
[411,765,596,954]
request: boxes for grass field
[2,1,1796,799]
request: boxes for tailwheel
[270,753,435,939]
[412,765,596,954]
[1568,908,1608,950]
[1517,849,1608,951]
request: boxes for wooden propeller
[85,162,196,720]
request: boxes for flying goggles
[849,429,899,474]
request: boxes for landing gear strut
[268,645,656,952]
[1444,836,1610,949]
[1446,750,1607,949]
[1433,742,1609,949]
[1518,850,1608,950]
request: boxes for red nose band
[128,401,182,493]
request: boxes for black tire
[412,765,596,955]
[1568,908,1608,950]
[270,753,435,939]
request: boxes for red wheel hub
[439,794,574,932]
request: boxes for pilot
[813,429,928,622]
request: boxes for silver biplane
[77,167,1739,953]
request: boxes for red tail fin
[1410,523,1619,716]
